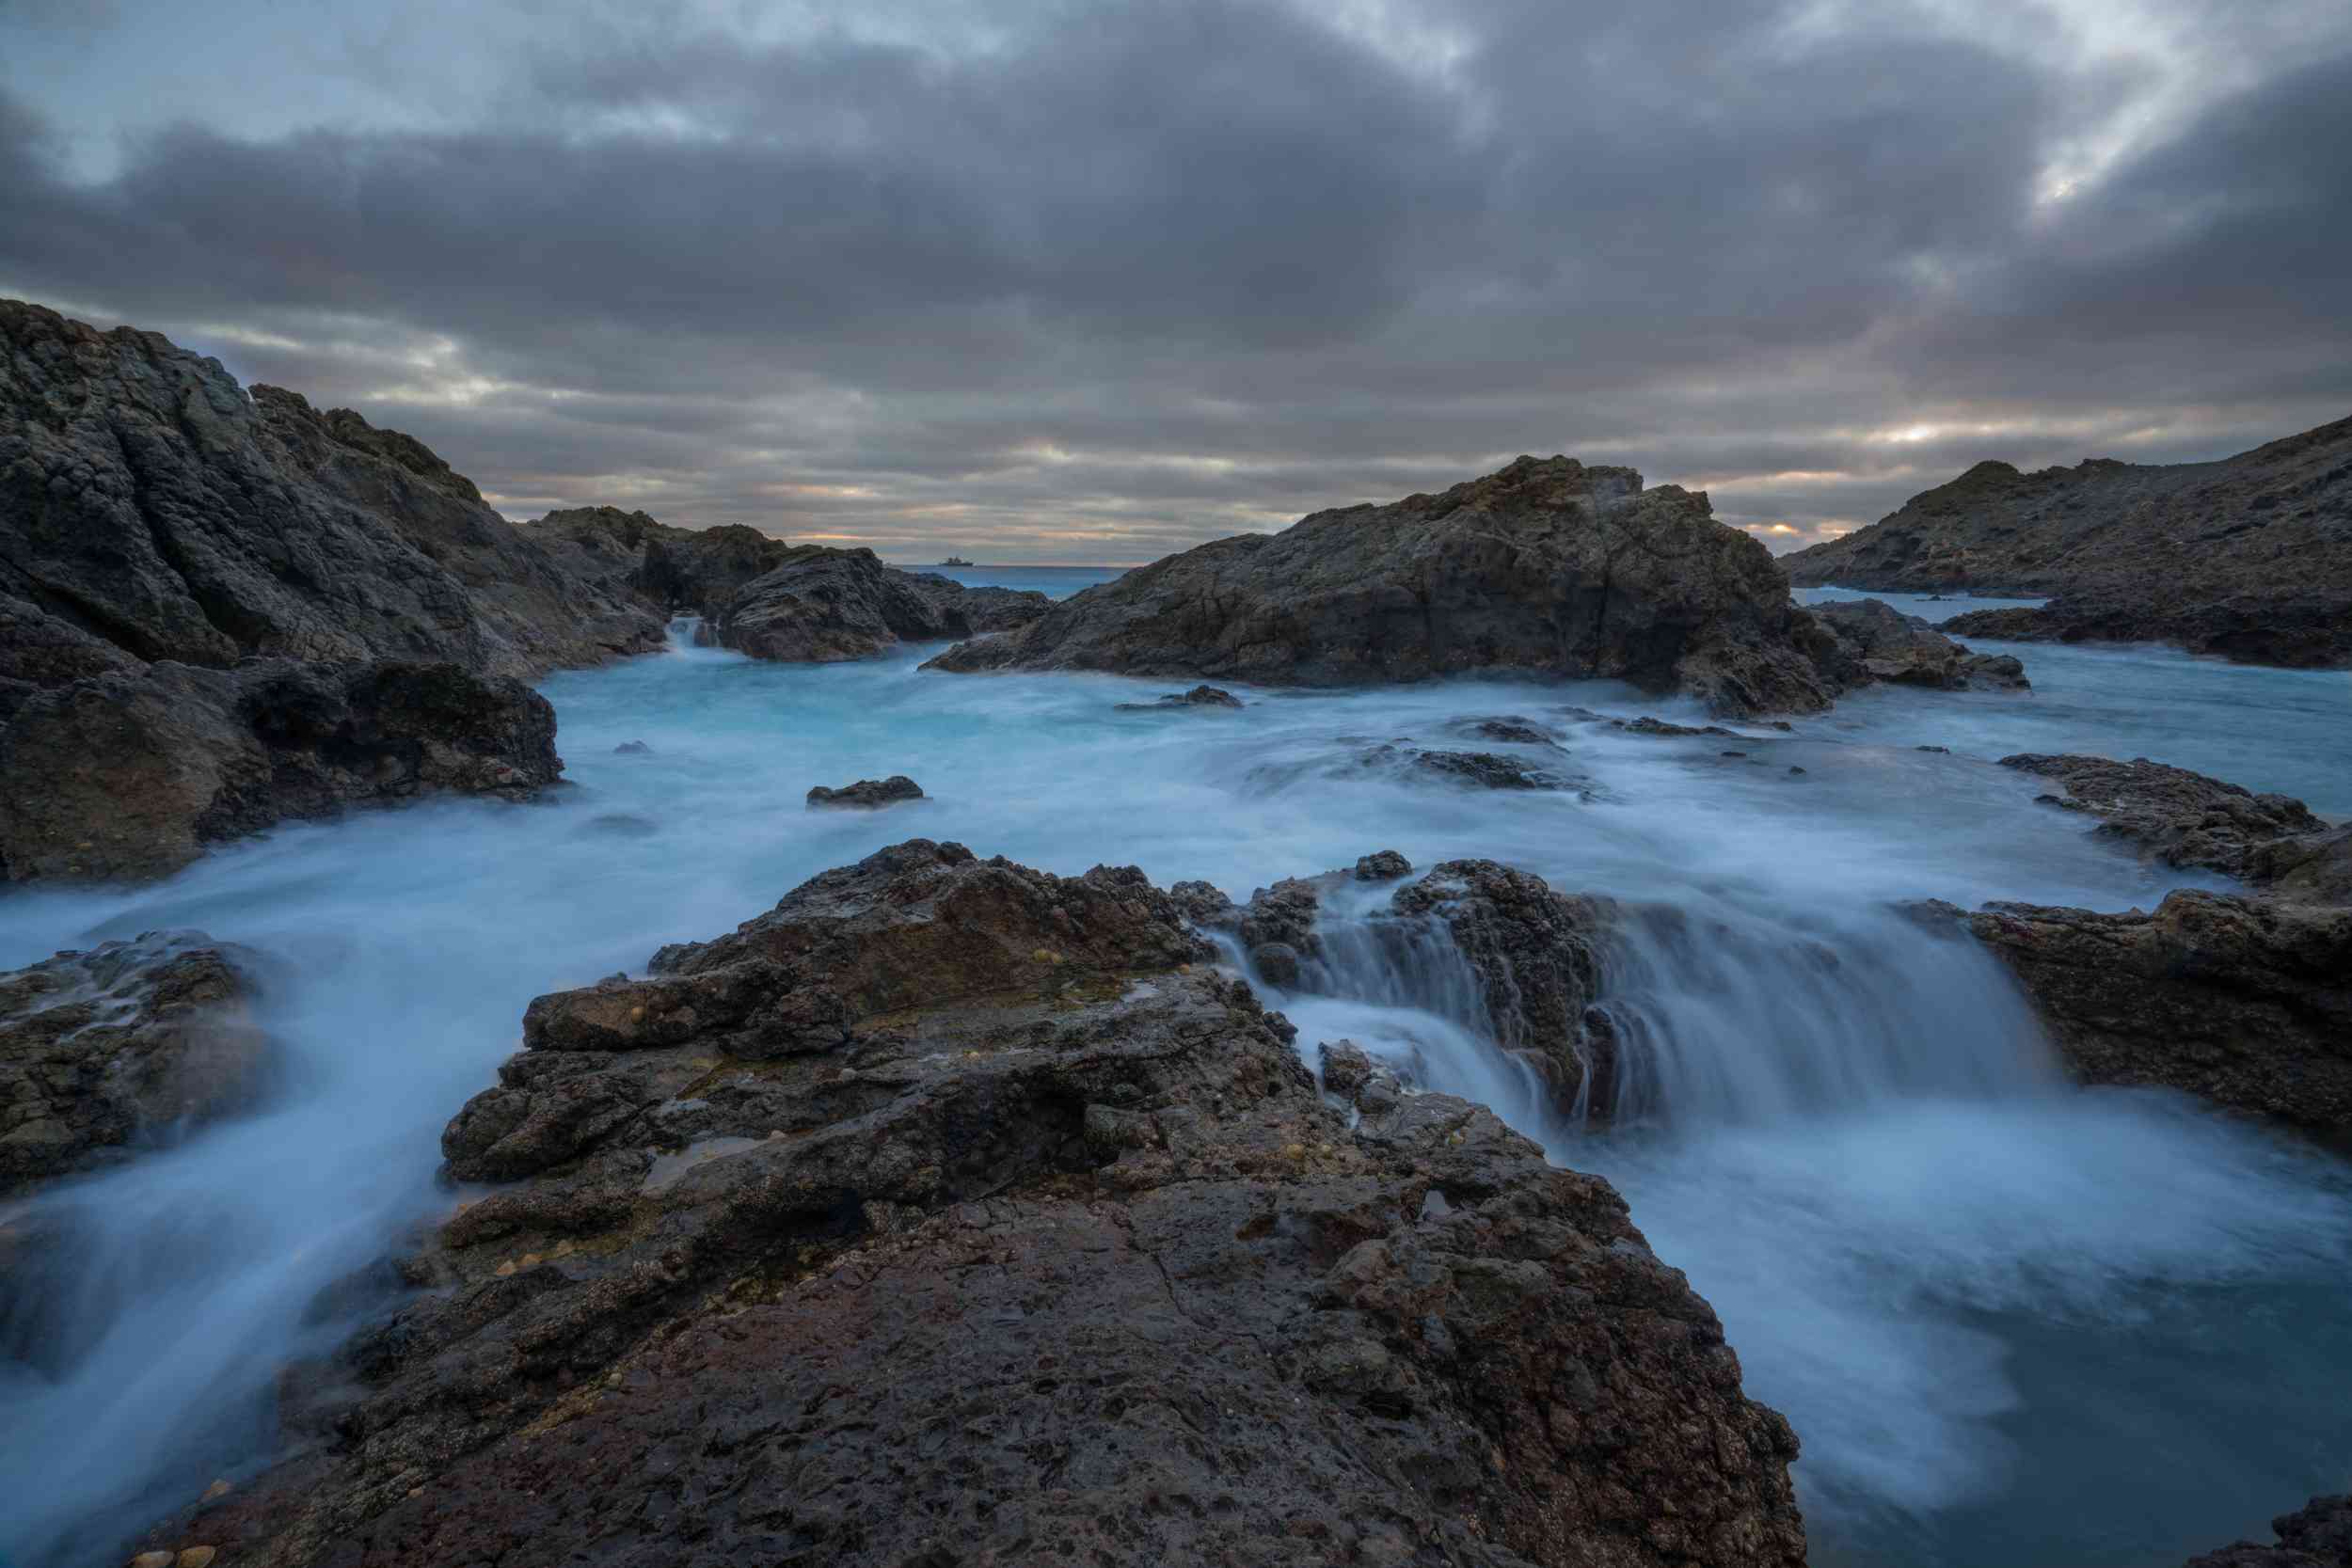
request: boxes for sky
[3,0,2348,564]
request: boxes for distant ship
[938,555,975,566]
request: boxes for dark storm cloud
[1,0,2346,560]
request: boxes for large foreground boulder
[0,931,270,1197]
[1966,892,2352,1128]
[925,455,1841,717]
[143,841,1806,1568]
[0,659,560,882]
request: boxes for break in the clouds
[4,0,2348,562]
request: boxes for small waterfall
[1245,888,2059,1134]
[1585,903,2060,1125]
[664,613,707,653]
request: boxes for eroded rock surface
[2001,754,2327,880]
[1967,893,2352,1128]
[0,931,269,1196]
[149,841,1805,1568]
[925,454,1841,717]
[0,659,561,882]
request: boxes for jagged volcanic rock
[923,454,1840,717]
[0,299,663,705]
[143,840,1806,1568]
[803,775,925,809]
[2185,1494,2352,1566]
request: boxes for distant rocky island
[937,554,974,565]
[1782,416,2352,666]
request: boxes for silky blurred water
[2,608,2348,1566]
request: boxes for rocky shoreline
[1780,415,2352,668]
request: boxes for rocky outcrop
[149,841,1805,1568]
[532,509,1056,663]
[1965,892,2352,1128]
[2185,1495,2352,1566]
[1781,415,2352,668]
[0,299,663,708]
[1806,597,2028,690]
[804,775,925,809]
[1390,860,1621,1114]
[1,931,269,1196]
[2002,754,2328,881]
[0,659,560,882]
[925,454,1843,717]
[721,548,1051,662]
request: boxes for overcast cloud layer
[5,0,2348,562]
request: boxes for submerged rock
[1618,716,1740,737]
[164,840,1805,1568]
[1805,597,2030,691]
[0,932,270,1197]
[1449,715,1562,746]
[1967,892,2352,1128]
[0,659,562,883]
[1114,684,1244,711]
[804,775,926,810]
[924,453,1841,717]
[2002,753,2327,880]
[612,740,652,755]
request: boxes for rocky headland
[1780,414,2352,667]
[134,840,1808,1568]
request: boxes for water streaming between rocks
[4,574,2348,1567]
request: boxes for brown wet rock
[2001,753,2326,881]
[0,931,270,1198]
[1806,597,2030,691]
[1967,892,2352,1128]
[154,842,1804,1568]
[0,658,562,883]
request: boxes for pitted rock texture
[1967,892,2352,1128]
[924,454,1840,717]
[0,930,270,1196]
[140,841,1805,1568]
[0,658,561,882]
[1782,415,2352,668]
[2000,753,2327,881]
